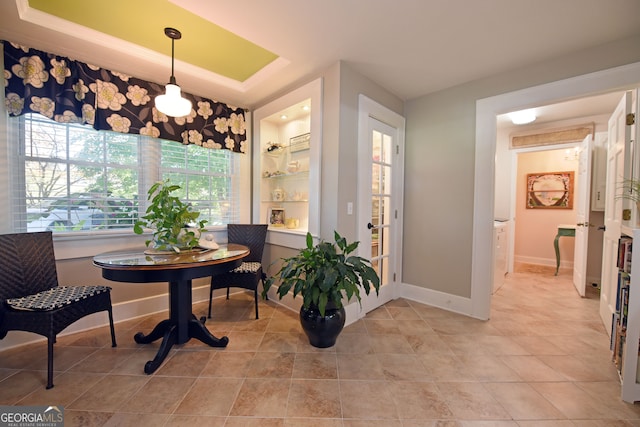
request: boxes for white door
[573,134,592,297]
[600,91,632,334]
[357,95,405,316]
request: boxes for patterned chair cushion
[6,285,111,311]
[230,262,262,274]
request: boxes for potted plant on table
[133,179,207,252]
[263,231,380,348]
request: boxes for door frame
[473,61,640,320]
[509,142,581,266]
[357,94,406,317]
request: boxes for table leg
[143,324,177,374]
[190,315,229,347]
[133,319,172,344]
[554,233,561,276]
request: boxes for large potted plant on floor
[263,231,380,347]
[133,179,207,252]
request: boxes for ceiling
[1,0,639,120]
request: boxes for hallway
[0,265,639,425]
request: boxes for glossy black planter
[299,304,346,348]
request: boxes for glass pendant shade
[155,83,192,117]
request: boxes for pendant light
[155,27,192,117]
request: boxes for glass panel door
[370,129,393,289]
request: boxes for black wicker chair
[0,231,116,389]
[207,224,268,319]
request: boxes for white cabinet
[591,132,607,212]
[252,79,322,247]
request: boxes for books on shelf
[618,236,633,273]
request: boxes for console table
[554,224,576,276]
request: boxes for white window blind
[160,142,240,226]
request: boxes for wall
[404,34,640,300]
[334,63,404,241]
[515,149,578,266]
[250,61,404,324]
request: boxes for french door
[357,95,405,316]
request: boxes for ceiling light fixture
[508,109,536,125]
[155,27,192,117]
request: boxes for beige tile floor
[2,264,640,426]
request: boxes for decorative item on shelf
[268,207,285,227]
[263,231,380,348]
[133,179,207,252]
[287,161,300,173]
[285,218,299,229]
[266,142,284,153]
[289,133,311,152]
[263,170,285,178]
[272,187,285,202]
[289,191,302,201]
[154,27,192,117]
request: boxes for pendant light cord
[169,37,176,85]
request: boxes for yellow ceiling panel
[28,0,278,82]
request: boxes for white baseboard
[264,281,478,323]
[399,282,475,318]
[515,255,573,269]
[2,282,481,352]
[262,286,362,326]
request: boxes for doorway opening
[495,97,622,305]
[473,63,640,321]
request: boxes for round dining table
[93,243,249,374]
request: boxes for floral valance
[2,40,246,153]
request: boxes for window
[10,114,241,233]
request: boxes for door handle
[367,222,375,229]
[598,226,606,231]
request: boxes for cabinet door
[590,132,607,212]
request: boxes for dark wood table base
[132,279,229,374]
[134,314,228,374]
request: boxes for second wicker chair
[207,224,268,319]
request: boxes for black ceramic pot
[299,304,346,348]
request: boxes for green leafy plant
[133,179,206,252]
[617,178,640,203]
[263,231,380,316]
